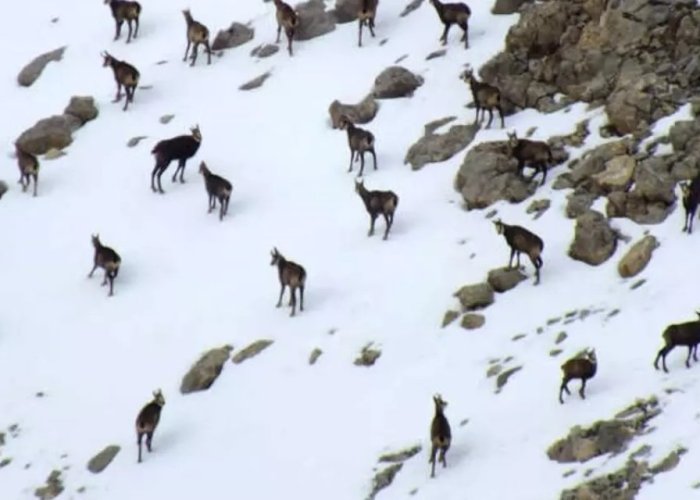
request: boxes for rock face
[180,345,234,394]
[372,66,424,99]
[16,114,81,156]
[487,267,527,292]
[328,94,379,128]
[568,210,617,266]
[295,0,336,41]
[17,47,66,87]
[87,445,120,473]
[454,283,495,311]
[211,23,254,51]
[404,121,478,170]
[64,96,98,124]
[618,235,658,278]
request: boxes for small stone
[486,364,502,378]
[250,44,279,58]
[487,267,527,293]
[550,349,563,357]
[309,348,323,365]
[460,313,485,330]
[354,343,381,366]
[239,72,271,91]
[454,283,495,311]
[512,334,526,341]
[495,366,522,392]
[0,458,11,468]
[378,444,422,463]
[555,332,567,344]
[630,279,646,290]
[159,114,175,124]
[127,136,148,148]
[617,235,658,278]
[526,199,551,219]
[426,49,446,60]
[232,340,273,364]
[441,310,459,327]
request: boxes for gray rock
[87,445,120,473]
[404,122,477,170]
[127,136,148,148]
[211,22,255,51]
[159,114,175,124]
[618,235,658,278]
[454,283,495,311]
[0,181,8,200]
[495,366,522,392]
[332,0,361,23]
[354,343,381,366]
[309,348,323,365]
[251,44,279,58]
[180,345,234,394]
[295,0,336,41]
[239,72,271,91]
[487,267,527,292]
[526,198,550,218]
[232,339,274,364]
[366,463,403,500]
[460,313,485,330]
[34,470,64,500]
[328,94,379,128]
[426,49,446,60]
[372,66,424,99]
[400,0,424,17]
[378,444,422,463]
[64,96,98,124]
[441,310,459,327]
[16,114,82,156]
[17,47,66,87]
[492,0,529,15]
[568,210,618,266]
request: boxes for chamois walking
[88,234,121,297]
[507,131,554,186]
[182,9,212,66]
[681,174,700,234]
[428,0,471,49]
[429,394,451,478]
[559,349,597,404]
[198,161,232,221]
[493,219,544,285]
[270,247,306,317]
[101,51,140,111]
[355,178,398,240]
[105,0,141,43]
[135,389,165,463]
[357,0,378,47]
[15,144,39,197]
[273,0,298,56]
[338,115,377,176]
[654,314,700,372]
[460,66,504,129]
[150,125,202,193]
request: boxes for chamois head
[507,130,519,147]
[337,115,353,130]
[270,247,282,266]
[354,178,365,194]
[493,218,505,235]
[460,66,474,83]
[101,51,114,67]
[152,389,165,406]
[91,233,101,247]
[433,393,447,411]
[583,348,596,365]
[681,181,692,198]
[198,161,208,175]
[190,124,202,142]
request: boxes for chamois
[460,66,504,129]
[355,178,398,240]
[198,161,232,221]
[101,51,139,111]
[150,125,202,193]
[338,115,377,176]
[681,174,700,234]
[357,0,378,47]
[15,144,39,197]
[428,0,471,49]
[429,394,451,478]
[270,247,306,317]
[105,0,141,43]
[507,131,554,186]
[88,234,121,297]
[559,349,597,404]
[135,389,165,463]
[273,0,298,56]
[654,314,700,373]
[182,9,212,66]
[493,219,544,285]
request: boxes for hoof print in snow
[181,344,234,394]
[211,22,254,51]
[366,463,403,500]
[17,46,66,87]
[34,470,64,500]
[372,66,423,99]
[426,49,446,60]
[454,282,494,311]
[354,343,381,367]
[87,445,120,474]
[250,44,279,58]
[308,348,323,365]
[568,210,618,266]
[159,114,175,125]
[328,94,379,129]
[239,72,271,91]
[232,340,274,364]
[487,267,527,293]
[378,444,422,463]
[294,0,336,41]
[404,119,477,170]
[495,366,522,393]
[441,310,459,328]
[127,136,148,148]
[460,313,485,330]
[0,181,8,200]
[618,235,658,278]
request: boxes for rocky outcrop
[87,445,120,473]
[328,94,379,128]
[211,22,254,51]
[16,114,81,156]
[454,283,495,311]
[372,66,424,99]
[618,235,658,278]
[17,47,66,87]
[404,120,478,170]
[64,96,99,124]
[180,345,234,394]
[568,210,618,265]
[295,0,336,41]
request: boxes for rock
[567,140,632,191]
[17,47,66,87]
[492,0,529,15]
[251,44,279,58]
[441,310,459,327]
[568,210,617,266]
[332,0,361,23]
[34,470,64,500]
[566,191,596,219]
[426,49,446,60]
[87,445,120,473]
[404,122,477,170]
[211,22,254,51]
[309,348,323,365]
[460,313,485,330]
[372,66,424,99]
[400,0,423,17]
[367,463,403,500]
[180,345,234,394]
[591,155,636,193]
[159,114,175,124]
[617,235,658,278]
[127,136,148,147]
[487,267,527,292]
[378,444,422,463]
[526,198,550,218]
[354,343,381,366]
[454,283,495,311]
[63,96,98,124]
[0,181,7,200]
[295,0,336,41]
[328,94,379,128]
[16,114,82,156]
[560,459,649,500]
[232,340,273,364]
[496,366,522,392]
[239,72,271,91]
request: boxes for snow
[1,1,699,499]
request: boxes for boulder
[180,345,233,394]
[404,122,478,170]
[295,0,336,41]
[460,313,485,330]
[372,66,423,99]
[332,0,361,23]
[400,0,423,17]
[568,210,617,266]
[251,44,279,58]
[17,47,65,87]
[492,0,529,15]
[239,72,271,91]
[566,191,596,219]
[328,94,379,128]
[211,22,254,51]
[487,267,527,292]
[16,114,82,156]
[618,235,658,278]
[354,343,381,366]
[34,470,64,500]
[87,445,120,473]
[454,283,495,311]
[232,339,274,364]
[591,155,636,193]
[64,96,98,124]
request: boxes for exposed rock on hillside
[239,72,271,91]
[461,313,485,330]
[328,94,379,128]
[232,339,273,364]
[180,345,234,394]
[454,283,495,311]
[618,235,658,278]
[568,210,618,265]
[372,66,423,99]
[16,115,81,156]
[332,0,361,23]
[211,22,254,51]
[34,470,64,500]
[404,120,478,170]
[17,47,65,87]
[487,267,527,292]
[87,445,120,473]
[295,0,336,41]
[64,96,98,124]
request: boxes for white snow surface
[1,1,700,499]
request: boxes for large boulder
[180,345,234,394]
[568,210,618,266]
[617,235,658,278]
[15,114,81,156]
[404,122,478,170]
[372,66,424,99]
[64,96,98,124]
[295,0,336,41]
[211,22,254,51]
[328,94,379,128]
[454,283,495,311]
[17,47,65,87]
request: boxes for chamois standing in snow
[198,161,232,221]
[182,9,212,66]
[150,125,202,193]
[681,174,700,234]
[428,0,471,48]
[493,219,544,285]
[101,51,140,111]
[460,66,504,129]
[273,0,298,56]
[559,349,597,404]
[654,314,700,373]
[429,394,451,478]
[270,247,306,317]
[15,144,39,197]
[357,0,378,47]
[355,179,398,240]
[88,234,121,297]
[507,131,554,186]
[105,0,141,43]
[135,389,165,463]
[338,115,377,176]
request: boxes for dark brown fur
[460,67,504,129]
[101,51,140,111]
[559,349,597,404]
[198,161,232,221]
[105,0,141,43]
[135,389,165,463]
[15,144,39,197]
[429,394,451,478]
[507,131,554,186]
[88,234,121,297]
[270,247,306,317]
[654,315,700,372]
[151,125,202,193]
[358,0,378,47]
[273,0,298,56]
[355,179,398,240]
[338,115,377,176]
[428,0,471,48]
[183,9,212,66]
[681,174,700,234]
[493,219,543,285]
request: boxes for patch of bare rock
[17,47,66,87]
[181,344,234,394]
[232,339,274,364]
[404,117,478,170]
[211,22,254,51]
[372,66,423,99]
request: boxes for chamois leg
[122,87,131,111]
[190,43,199,66]
[208,194,215,213]
[108,273,115,297]
[126,20,133,43]
[579,379,587,399]
[133,18,140,39]
[276,24,282,44]
[205,41,212,65]
[113,82,123,102]
[137,432,143,463]
[358,20,363,47]
[286,29,294,56]
[654,345,673,373]
[348,150,355,173]
[439,446,448,467]
[114,19,123,41]
[32,174,38,197]
[530,256,541,285]
[382,213,392,240]
[368,19,375,37]
[370,148,377,170]
[429,445,437,478]
[473,106,481,124]
[368,213,378,237]
[693,343,699,362]
[460,21,469,49]
[219,200,225,221]
[486,109,494,129]
[101,270,109,287]
[179,160,187,183]
[156,168,166,194]
[19,174,27,191]
[686,345,694,368]
[440,24,451,45]
[498,106,505,128]
[146,431,153,452]
[515,251,522,268]
[183,40,191,62]
[358,151,366,177]
[299,284,304,311]
[559,377,571,404]
[88,263,98,278]
[276,284,286,307]
[508,247,516,268]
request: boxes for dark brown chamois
[273,0,298,56]
[654,314,700,373]
[198,161,232,221]
[270,247,306,317]
[429,394,451,478]
[357,0,378,47]
[338,115,377,176]
[182,9,211,66]
[135,389,165,463]
[428,0,471,49]
[507,131,554,186]
[460,66,504,129]
[88,234,121,297]
[681,174,700,234]
[105,0,141,43]
[559,349,597,404]
[101,51,140,111]
[150,125,202,193]
[493,219,544,285]
[355,178,398,240]
[15,144,39,197]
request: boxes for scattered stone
[426,49,446,60]
[34,470,64,500]
[366,463,403,500]
[460,313,485,330]
[547,317,561,325]
[630,279,646,290]
[565,191,596,219]
[159,114,175,124]
[250,44,279,58]
[295,0,336,41]
[44,148,66,160]
[441,310,459,327]
[64,96,98,125]
[526,199,550,218]
[404,122,478,170]
[354,343,382,367]
[512,334,526,341]
[550,349,563,357]
[555,332,567,344]
[568,210,618,266]
[211,22,254,51]
[496,366,522,392]
[372,66,424,99]
[454,282,495,311]
[127,136,148,148]
[328,94,379,128]
[87,445,120,474]
[232,340,273,364]
[309,348,323,365]
[400,0,423,17]
[0,458,11,468]
[239,72,271,91]
[486,364,502,378]
[181,344,234,394]
[18,47,66,87]
[378,444,422,463]
[618,235,658,278]
[649,447,686,474]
